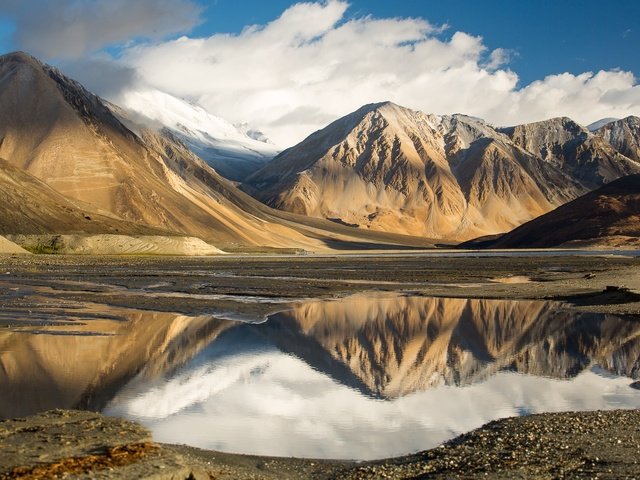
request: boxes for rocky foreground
[1,409,640,479]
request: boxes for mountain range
[0,52,432,253]
[0,50,638,252]
[243,103,640,241]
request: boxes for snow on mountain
[587,118,619,132]
[116,88,280,182]
[234,122,275,145]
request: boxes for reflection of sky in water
[105,310,640,460]
[5,289,640,458]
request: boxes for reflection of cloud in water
[8,290,635,459]
[104,293,640,459]
[106,350,640,460]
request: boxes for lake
[2,291,640,459]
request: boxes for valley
[0,34,639,480]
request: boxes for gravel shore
[2,409,640,479]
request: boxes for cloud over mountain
[2,1,639,147]
[109,0,640,146]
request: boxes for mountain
[587,118,619,132]
[594,116,640,162]
[244,103,640,240]
[0,52,227,239]
[486,175,640,248]
[0,152,226,254]
[114,88,279,182]
[0,52,431,252]
[500,117,640,189]
[243,102,585,240]
[0,157,164,236]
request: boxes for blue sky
[0,1,638,146]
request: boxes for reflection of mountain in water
[247,294,640,398]
[0,308,231,418]
[2,293,640,420]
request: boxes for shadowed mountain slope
[487,175,640,248]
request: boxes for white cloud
[0,0,203,59]
[91,1,639,146]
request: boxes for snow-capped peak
[116,88,280,181]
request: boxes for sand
[6,234,225,256]
[0,236,29,254]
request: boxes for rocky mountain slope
[244,103,640,240]
[487,174,640,248]
[500,117,639,189]
[0,157,165,236]
[594,116,640,162]
[0,52,431,252]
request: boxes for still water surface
[2,292,640,459]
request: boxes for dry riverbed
[0,251,639,317]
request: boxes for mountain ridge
[243,102,640,240]
[484,174,640,248]
[0,51,435,252]
[244,102,617,240]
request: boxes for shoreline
[2,409,640,479]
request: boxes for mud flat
[0,251,638,316]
